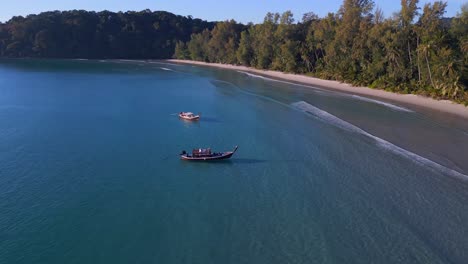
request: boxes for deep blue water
[1,59,467,264]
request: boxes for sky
[0,0,465,23]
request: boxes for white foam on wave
[212,79,235,86]
[148,61,184,67]
[238,71,267,80]
[157,66,190,75]
[291,101,468,182]
[153,65,192,75]
[351,95,413,112]
[292,101,363,134]
[118,59,146,63]
[238,71,415,112]
[237,71,328,93]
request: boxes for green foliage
[173,40,189,59]
[279,40,300,72]
[187,29,211,61]
[236,31,253,66]
[180,1,466,104]
[208,20,241,64]
[450,3,468,93]
[0,10,215,59]
[0,3,466,104]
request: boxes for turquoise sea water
[1,59,467,264]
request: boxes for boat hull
[181,152,234,161]
[179,114,200,121]
[180,146,238,161]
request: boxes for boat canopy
[192,148,211,157]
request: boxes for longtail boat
[180,146,238,161]
[179,112,200,121]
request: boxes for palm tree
[417,42,435,88]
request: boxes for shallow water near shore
[1,59,468,264]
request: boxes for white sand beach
[168,59,468,119]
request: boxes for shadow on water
[230,158,267,164]
[173,158,300,164]
[175,158,267,166]
[200,116,222,123]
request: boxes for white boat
[178,112,200,121]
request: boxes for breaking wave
[291,101,468,181]
[239,71,415,112]
[211,79,236,86]
[118,59,146,63]
[237,71,328,93]
[351,95,413,112]
[148,61,184,67]
[238,71,267,80]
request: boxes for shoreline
[167,59,468,120]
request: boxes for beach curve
[166,59,468,120]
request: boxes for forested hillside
[0,10,215,59]
[175,0,467,104]
[0,1,466,103]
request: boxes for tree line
[0,10,215,59]
[175,0,467,104]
